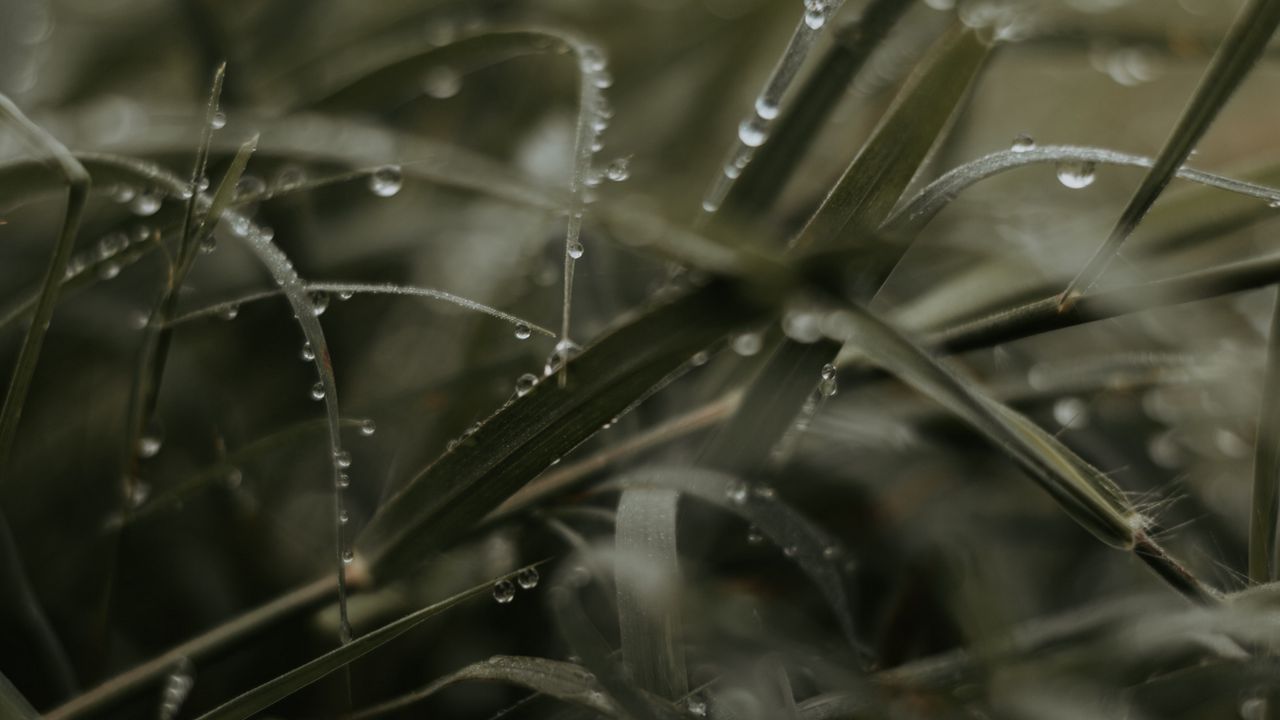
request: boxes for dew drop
[338,509,349,525]
[691,351,710,366]
[688,698,708,717]
[219,305,239,320]
[336,473,351,489]
[731,331,763,357]
[298,342,315,362]
[822,545,842,560]
[129,190,162,216]
[493,579,516,604]
[725,480,749,505]
[158,658,195,720]
[544,339,581,376]
[137,424,163,458]
[605,156,631,182]
[514,323,532,340]
[724,163,742,179]
[210,110,226,129]
[1052,396,1089,429]
[516,373,539,396]
[1011,133,1036,152]
[368,165,403,197]
[1056,161,1096,189]
[235,175,265,200]
[754,96,779,120]
[746,525,765,545]
[1215,428,1249,459]
[783,545,799,558]
[274,165,306,192]
[342,549,354,564]
[818,376,838,398]
[97,262,121,280]
[309,291,330,316]
[338,290,355,301]
[310,382,326,401]
[516,567,540,589]
[110,184,137,203]
[197,235,217,254]
[568,242,584,259]
[422,66,462,99]
[334,450,352,469]
[738,118,767,147]
[804,8,826,28]
[581,46,606,73]
[195,176,210,193]
[820,363,837,381]
[592,70,613,89]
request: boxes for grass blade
[1254,288,1280,584]
[720,0,915,218]
[347,655,614,719]
[0,94,90,483]
[0,672,39,720]
[356,279,772,580]
[1060,0,1280,305]
[615,488,689,700]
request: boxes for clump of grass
[4,2,1280,719]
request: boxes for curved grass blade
[357,279,773,580]
[0,672,39,720]
[721,0,915,218]
[1059,0,1280,306]
[824,304,1215,601]
[615,488,688,700]
[0,94,91,484]
[1253,288,1280,584]
[346,655,614,720]
[192,571,531,720]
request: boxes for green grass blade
[192,575,514,720]
[357,279,772,580]
[1254,288,1280,584]
[794,25,992,251]
[1060,0,1280,304]
[615,487,688,700]
[0,672,39,720]
[721,0,915,218]
[0,94,90,484]
[347,655,614,719]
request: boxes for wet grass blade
[356,279,773,580]
[0,94,90,484]
[615,488,688,700]
[1060,0,1280,305]
[1253,288,1280,584]
[346,655,614,719]
[794,25,991,251]
[721,0,915,218]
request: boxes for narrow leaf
[1253,288,1280,584]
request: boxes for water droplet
[687,698,708,717]
[1053,396,1089,429]
[493,579,516,604]
[783,545,799,558]
[334,450,352,468]
[731,331,762,357]
[336,473,351,489]
[210,110,226,129]
[820,363,837,381]
[195,176,211,193]
[422,66,462,99]
[129,190,162,216]
[724,163,742,179]
[746,525,765,545]
[110,184,137,203]
[592,70,613,89]
[338,290,355,301]
[691,351,710,366]
[309,291,330,316]
[97,262,121,280]
[568,242,584,259]
[197,235,217,254]
[725,480,749,505]
[581,46,607,73]
[605,156,630,182]
[342,549,354,564]
[516,567,540,589]
[1056,161,1096,189]
[822,545,842,560]
[1011,133,1036,152]
[755,96,779,120]
[300,342,315,361]
[514,323,532,340]
[738,118,767,147]
[368,165,403,197]
[235,175,265,200]
[516,373,539,396]
[1269,198,1280,209]
[818,376,838,398]
[804,8,826,28]
[544,340,581,376]
[158,658,194,720]
[359,419,376,437]
[137,423,163,458]
[310,382,326,401]
[218,304,239,320]
[128,480,150,508]
[274,165,306,192]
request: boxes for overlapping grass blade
[1060,0,1280,304]
[357,278,773,579]
[1253,289,1280,584]
[615,488,688,700]
[346,655,614,719]
[0,94,90,483]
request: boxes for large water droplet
[309,291,330,316]
[820,363,837,381]
[1056,161,1096,189]
[804,8,826,28]
[544,340,582,376]
[334,450,352,469]
[516,567,540,589]
[1011,133,1036,152]
[342,549,354,564]
[97,262,121,280]
[516,373,539,396]
[368,165,403,197]
[300,342,315,362]
[738,118,767,147]
[514,323,532,340]
[755,96,779,120]
[605,156,630,182]
[568,242,584,259]
[360,419,376,437]
[210,110,226,129]
[129,190,162,216]
[310,382,326,401]
[493,579,516,604]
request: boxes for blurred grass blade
[0,94,90,483]
[0,672,39,720]
[0,510,77,702]
[827,304,1215,601]
[357,279,772,579]
[1060,0,1280,304]
[347,655,614,720]
[1253,288,1280,584]
[721,0,915,218]
[193,576,510,720]
[794,25,991,251]
[619,466,862,652]
[615,488,688,700]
